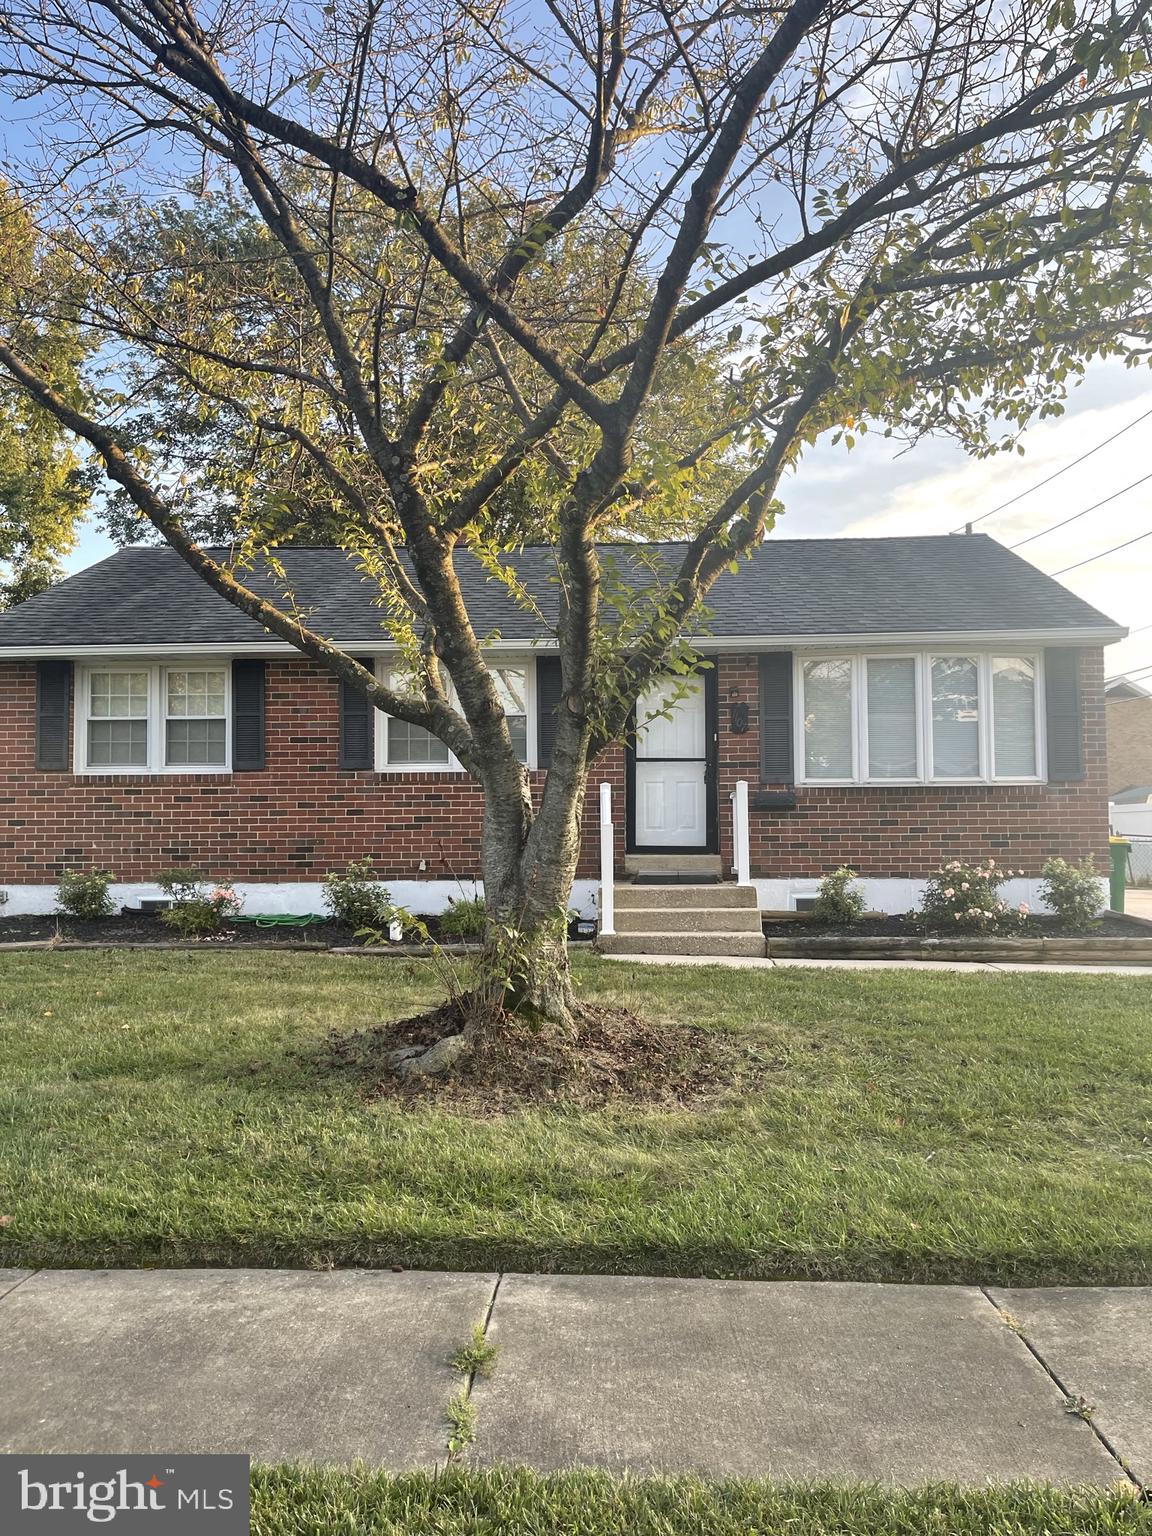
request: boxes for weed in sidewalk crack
[450,1321,500,1380]
[445,1389,478,1457]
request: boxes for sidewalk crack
[979,1286,1140,1490]
[0,1268,39,1304]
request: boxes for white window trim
[373,657,537,773]
[794,650,1046,787]
[73,662,232,776]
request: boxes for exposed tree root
[311,992,771,1112]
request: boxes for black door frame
[625,665,719,855]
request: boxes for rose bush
[920,859,1028,935]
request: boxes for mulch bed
[762,913,1145,938]
[0,912,354,947]
[0,912,495,948]
[306,1002,773,1113]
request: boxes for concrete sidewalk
[1,1269,1147,1487]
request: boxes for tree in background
[0,188,89,605]
[0,0,1149,1067]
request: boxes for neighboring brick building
[0,536,1125,915]
[1106,690,1152,796]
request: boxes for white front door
[634,676,709,848]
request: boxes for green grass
[249,1467,1151,1535]
[0,950,1150,1283]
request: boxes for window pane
[493,667,526,716]
[932,657,980,777]
[803,659,853,779]
[387,719,451,765]
[167,669,226,718]
[166,718,227,766]
[867,658,918,778]
[992,657,1037,777]
[90,671,148,718]
[507,714,528,763]
[88,718,148,766]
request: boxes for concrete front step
[614,883,758,910]
[599,931,768,958]
[615,905,763,934]
[623,853,722,876]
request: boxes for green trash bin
[1109,836,1130,913]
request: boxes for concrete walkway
[1126,887,1152,921]
[604,952,1152,974]
[1,1269,1147,1487]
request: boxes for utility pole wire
[1050,526,1152,576]
[1009,470,1152,548]
[951,401,1152,533]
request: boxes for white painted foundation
[0,878,602,920]
[0,875,1108,922]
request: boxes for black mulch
[763,912,1145,938]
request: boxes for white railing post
[734,779,751,886]
[599,781,615,936]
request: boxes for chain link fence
[1126,838,1152,887]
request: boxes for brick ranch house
[0,534,1124,922]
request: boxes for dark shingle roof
[0,535,1122,650]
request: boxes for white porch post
[599,781,615,936]
[733,778,751,885]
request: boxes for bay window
[930,656,980,779]
[866,657,919,779]
[796,651,1043,785]
[802,659,853,779]
[78,664,231,772]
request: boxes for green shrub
[156,870,242,937]
[1040,855,1105,929]
[56,868,116,921]
[920,858,1027,934]
[322,859,396,928]
[438,895,487,941]
[811,867,865,925]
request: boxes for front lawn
[0,950,1149,1283]
[250,1468,1148,1536]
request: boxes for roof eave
[0,623,1126,658]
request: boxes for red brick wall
[0,649,1108,888]
[714,650,1110,878]
[0,657,619,886]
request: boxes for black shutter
[36,659,72,771]
[536,655,563,768]
[231,660,266,771]
[758,651,793,783]
[340,658,375,769]
[1045,647,1084,782]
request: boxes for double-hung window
[86,669,150,768]
[796,652,1043,785]
[165,669,228,767]
[77,664,231,772]
[378,660,532,770]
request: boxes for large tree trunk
[474,753,590,1031]
[396,755,589,1080]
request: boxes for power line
[950,401,1152,533]
[1108,662,1152,682]
[1050,526,1152,576]
[1009,470,1152,549]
